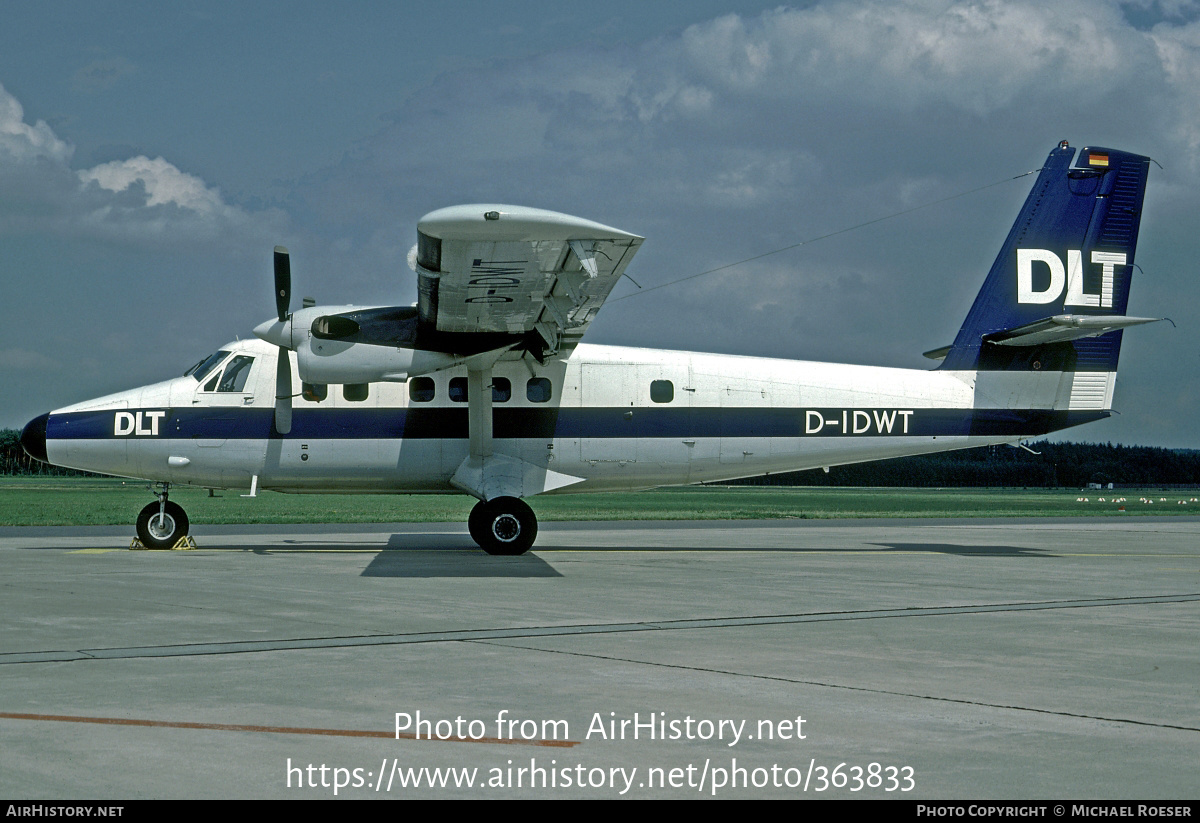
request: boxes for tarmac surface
[1,517,1197,799]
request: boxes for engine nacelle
[295,336,419,384]
[256,305,500,386]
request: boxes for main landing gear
[135,484,191,549]
[468,496,537,556]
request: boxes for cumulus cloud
[1121,0,1200,24]
[0,83,73,165]
[0,80,292,428]
[0,81,283,246]
[671,1,1140,114]
[318,0,1193,227]
[74,154,270,243]
[80,156,226,211]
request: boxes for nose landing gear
[134,484,191,549]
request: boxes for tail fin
[936,142,1154,373]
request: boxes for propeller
[274,245,291,322]
[272,246,293,435]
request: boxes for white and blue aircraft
[20,142,1161,554]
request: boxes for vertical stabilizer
[940,143,1151,373]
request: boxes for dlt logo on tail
[1017,249,1126,308]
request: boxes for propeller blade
[274,245,291,323]
[275,347,293,435]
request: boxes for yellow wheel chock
[129,535,197,551]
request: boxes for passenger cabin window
[409,377,435,403]
[303,382,328,402]
[492,377,511,402]
[526,377,552,403]
[447,377,510,403]
[343,383,369,402]
[650,380,674,403]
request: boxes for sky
[1,0,1198,448]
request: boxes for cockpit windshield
[185,350,230,382]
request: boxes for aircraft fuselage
[38,338,1107,494]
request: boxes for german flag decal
[1087,152,1110,167]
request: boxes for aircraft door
[186,351,269,487]
[633,364,693,482]
[193,354,259,408]
[719,378,773,466]
[580,363,638,464]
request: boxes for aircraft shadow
[229,538,1051,577]
[358,534,564,578]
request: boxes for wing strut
[450,360,585,501]
[467,365,493,460]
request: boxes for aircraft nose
[20,412,49,464]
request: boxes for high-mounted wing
[414,204,643,356]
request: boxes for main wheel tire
[473,497,537,556]
[468,500,490,546]
[136,501,189,549]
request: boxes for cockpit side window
[186,350,230,382]
[216,355,255,392]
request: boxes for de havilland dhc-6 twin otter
[20,142,1163,554]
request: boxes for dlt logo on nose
[1017,249,1126,308]
[114,411,166,436]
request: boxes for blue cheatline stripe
[47,406,1109,442]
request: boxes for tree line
[0,429,92,476]
[1,427,1196,486]
[730,441,1200,488]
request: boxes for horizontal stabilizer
[926,316,1161,359]
[984,314,1164,347]
[926,315,1163,359]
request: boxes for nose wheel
[469,497,537,555]
[136,498,190,549]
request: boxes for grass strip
[1,478,1195,527]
